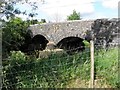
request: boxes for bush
[2,51,35,89]
[2,17,31,58]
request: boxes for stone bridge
[28,20,94,44]
[27,18,119,51]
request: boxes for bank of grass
[94,47,119,88]
[67,47,119,88]
[2,47,119,88]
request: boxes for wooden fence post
[90,40,94,88]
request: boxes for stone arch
[56,36,85,54]
[32,32,51,41]
[29,34,49,51]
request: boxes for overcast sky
[15,0,119,22]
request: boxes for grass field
[2,47,119,88]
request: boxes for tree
[2,17,30,58]
[27,19,39,25]
[67,10,81,20]
[0,0,23,20]
[41,19,46,23]
[1,0,45,58]
[0,0,44,20]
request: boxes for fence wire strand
[2,44,119,88]
[2,46,91,88]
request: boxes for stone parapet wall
[28,20,94,44]
[92,18,119,48]
[28,18,119,47]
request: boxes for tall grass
[2,47,119,88]
[94,47,119,88]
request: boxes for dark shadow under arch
[56,36,85,54]
[30,34,49,51]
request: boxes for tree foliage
[1,0,45,58]
[0,0,22,20]
[67,10,81,20]
[2,17,30,57]
[0,0,44,20]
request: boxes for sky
[14,0,119,22]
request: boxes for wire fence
[1,41,119,89]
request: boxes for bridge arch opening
[56,36,85,54]
[31,34,49,51]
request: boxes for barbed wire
[1,43,118,88]
[1,45,91,88]
[2,59,84,77]
[2,49,90,69]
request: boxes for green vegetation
[83,40,90,47]
[2,17,46,59]
[2,47,119,88]
[94,47,119,88]
[2,17,30,58]
[3,50,90,88]
[67,10,81,20]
